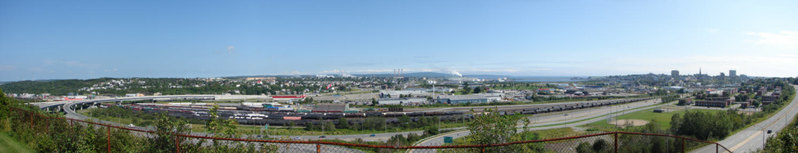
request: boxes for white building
[378,98,428,105]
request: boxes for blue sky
[1,0,797,81]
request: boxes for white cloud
[746,31,798,49]
[226,46,235,55]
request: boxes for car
[319,135,326,138]
[370,134,376,137]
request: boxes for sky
[1,0,797,81]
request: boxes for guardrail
[8,107,732,153]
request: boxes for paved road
[408,99,669,153]
[692,85,798,153]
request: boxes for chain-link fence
[8,107,732,153]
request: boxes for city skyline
[1,0,797,81]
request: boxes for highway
[691,85,798,153]
[408,99,668,153]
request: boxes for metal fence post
[175,135,180,153]
[614,132,618,153]
[107,126,111,153]
[715,143,718,153]
[681,138,685,153]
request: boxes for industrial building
[312,103,349,112]
[378,97,428,105]
[271,95,306,102]
[695,97,730,107]
[436,94,503,104]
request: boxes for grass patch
[0,132,33,153]
[581,107,723,131]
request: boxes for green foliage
[0,79,111,95]
[660,95,679,103]
[463,109,544,152]
[336,117,350,129]
[672,110,749,140]
[206,104,239,139]
[763,111,798,153]
[592,139,610,153]
[576,142,593,153]
[424,126,439,135]
[149,113,189,153]
[472,87,482,93]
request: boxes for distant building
[272,95,305,102]
[125,93,144,97]
[705,89,723,95]
[762,96,779,105]
[312,103,349,112]
[245,77,276,81]
[695,97,730,107]
[678,98,693,105]
[738,100,752,108]
[729,70,737,78]
[537,88,554,95]
[378,97,427,105]
[436,94,502,104]
[671,70,679,78]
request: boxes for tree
[669,114,681,134]
[466,109,533,152]
[473,87,482,93]
[592,139,609,153]
[424,126,439,135]
[337,118,350,129]
[576,142,594,153]
[302,97,314,104]
[461,82,471,94]
[522,117,531,131]
[371,98,378,106]
[324,121,336,131]
[205,103,240,151]
[398,115,412,128]
[149,113,189,153]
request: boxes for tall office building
[671,70,679,78]
[729,70,737,78]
